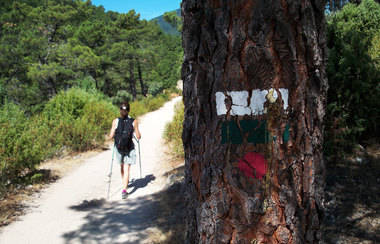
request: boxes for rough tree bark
[182,0,328,243]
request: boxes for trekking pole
[134,135,142,178]
[107,144,115,200]
[138,139,142,178]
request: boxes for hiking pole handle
[133,135,139,142]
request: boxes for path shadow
[322,152,380,243]
[63,168,185,244]
[69,199,107,211]
[128,174,156,195]
[63,195,160,244]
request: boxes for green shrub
[325,0,380,157]
[30,173,44,183]
[42,88,118,152]
[0,88,119,195]
[69,76,97,92]
[0,87,172,196]
[163,101,184,158]
[71,100,118,151]
[130,93,169,118]
[111,90,133,106]
[43,87,95,120]
[0,102,48,193]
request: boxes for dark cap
[120,101,130,112]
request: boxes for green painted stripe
[221,120,289,145]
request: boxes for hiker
[108,101,141,199]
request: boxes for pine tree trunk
[128,61,137,100]
[136,58,147,97]
[181,0,328,243]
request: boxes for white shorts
[114,146,136,165]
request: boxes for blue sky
[91,0,182,20]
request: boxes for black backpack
[114,117,135,155]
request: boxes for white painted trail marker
[215,88,289,116]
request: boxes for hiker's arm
[108,119,117,140]
[134,120,141,140]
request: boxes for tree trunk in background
[89,71,98,89]
[182,0,328,243]
[103,77,112,97]
[136,58,147,97]
[329,0,334,11]
[128,61,137,100]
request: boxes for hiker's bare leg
[124,164,131,190]
[120,164,124,185]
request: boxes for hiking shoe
[121,189,128,199]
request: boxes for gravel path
[0,96,182,244]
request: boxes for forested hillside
[0,0,182,111]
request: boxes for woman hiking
[108,101,141,199]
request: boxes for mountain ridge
[150,9,181,36]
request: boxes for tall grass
[163,101,184,158]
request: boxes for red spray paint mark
[238,152,267,180]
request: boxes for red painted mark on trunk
[238,152,267,180]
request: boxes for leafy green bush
[0,87,174,196]
[42,88,118,152]
[163,101,184,158]
[69,76,97,92]
[43,88,96,120]
[0,102,48,193]
[325,0,380,157]
[30,173,43,183]
[72,100,118,151]
[0,88,119,195]
[129,93,169,118]
[111,90,133,106]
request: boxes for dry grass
[146,139,185,243]
[0,181,48,227]
[147,165,186,244]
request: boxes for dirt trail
[0,96,182,244]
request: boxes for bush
[71,99,118,151]
[0,87,173,196]
[30,173,44,183]
[43,88,98,120]
[129,93,169,118]
[0,88,119,195]
[163,100,184,158]
[42,88,118,152]
[325,0,380,157]
[0,102,48,193]
[111,90,133,106]
[69,76,97,92]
